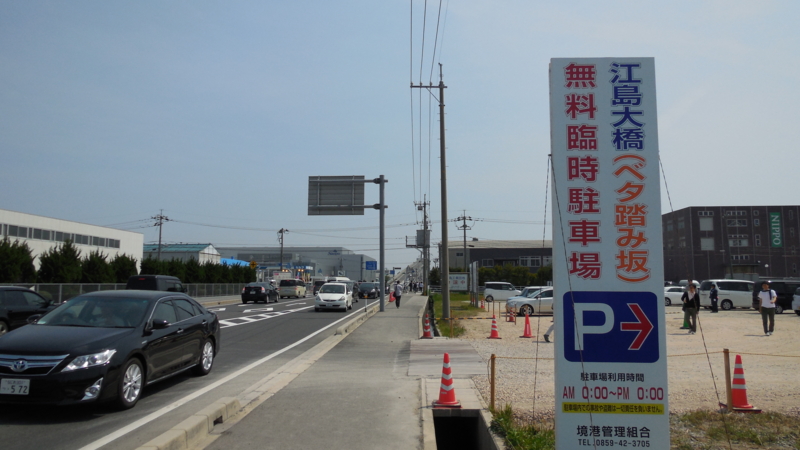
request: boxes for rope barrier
[489,351,800,361]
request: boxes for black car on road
[0,287,57,336]
[241,282,279,304]
[357,282,379,299]
[0,290,220,409]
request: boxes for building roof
[143,243,219,255]
[446,239,552,249]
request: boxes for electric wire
[531,155,551,423]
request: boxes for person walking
[681,284,700,334]
[757,281,777,336]
[394,281,403,308]
[709,283,719,313]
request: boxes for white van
[326,276,350,283]
[698,279,755,310]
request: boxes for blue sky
[2,1,798,268]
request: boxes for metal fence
[0,283,247,303]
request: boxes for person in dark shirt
[709,283,719,313]
[681,284,700,334]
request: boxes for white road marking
[219,306,312,328]
[242,307,274,313]
[208,307,226,312]
[78,309,364,450]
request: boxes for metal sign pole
[378,175,386,312]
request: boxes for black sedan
[357,283,379,299]
[241,282,279,304]
[0,290,220,409]
[0,287,57,336]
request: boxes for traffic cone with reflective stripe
[520,313,533,338]
[731,354,758,411]
[422,315,433,339]
[432,352,461,408]
[488,315,502,339]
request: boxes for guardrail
[0,283,248,303]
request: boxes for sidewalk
[204,295,432,450]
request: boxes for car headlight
[315,295,321,301]
[339,296,346,301]
[62,350,116,372]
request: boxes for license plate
[0,379,30,395]
[250,291,255,294]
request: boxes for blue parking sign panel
[562,291,658,363]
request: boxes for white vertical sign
[549,58,668,449]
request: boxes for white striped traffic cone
[488,315,502,339]
[422,314,433,339]
[432,352,461,408]
[732,354,758,411]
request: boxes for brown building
[662,206,800,282]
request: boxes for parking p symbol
[573,303,614,351]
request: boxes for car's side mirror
[151,319,170,329]
[27,314,42,324]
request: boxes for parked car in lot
[0,287,57,336]
[241,282,279,304]
[793,287,800,315]
[314,283,352,312]
[664,286,685,306]
[698,279,755,310]
[483,282,521,302]
[357,282,379,299]
[506,288,554,316]
[749,279,800,314]
[278,279,306,299]
[126,275,186,292]
[0,290,219,409]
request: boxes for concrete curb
[136,303,378,450]
[136,397,241,450]
[335,302,379,335]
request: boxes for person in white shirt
[394,282,403,308]
[757,281,777,336]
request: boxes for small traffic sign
[365,261,377,270]
[249,260,257,269]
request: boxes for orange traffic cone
[488,315,502,339]
[432,352,461,408]
[731,354,759,411]
[389,292,395,302]
[520,313,533,338]
[422,315,433,339]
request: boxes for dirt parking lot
[456,304,800,419]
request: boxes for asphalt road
[0,294,381,450]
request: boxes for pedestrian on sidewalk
[757,281,777,336]
[394,281,403,308]
[681,283,700,334]
[710,283,719,313]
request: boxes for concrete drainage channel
[136,302,380,450]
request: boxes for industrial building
[215,246,378,281]
[662,205,800,282]
[444,239,553,272]
[0,208,144,269]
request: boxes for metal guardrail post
[723,348,733,412]
[490,354,496,411]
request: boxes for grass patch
[671,410,800,449]
[429,292,482,338]
[490,404,555,450]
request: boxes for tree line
[0,239,255,284]
[428,264,553,287]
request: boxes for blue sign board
[562,291,658,363]
[365,261,377,270]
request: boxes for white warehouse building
[0,208,144,269]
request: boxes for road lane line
[78,309,365,450]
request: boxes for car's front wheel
[117,358,144,410]
[193,340,214,376]
[664,297,671,306]
[720,300,733,311]
[520,304,534,316]
[775,304,784,314]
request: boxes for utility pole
[455,211,473,269]
[278,228,289,270]
[411,63,449,319]
[152,210,170,261]
[415,195,431,294]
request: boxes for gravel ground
[454,303,800,420]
